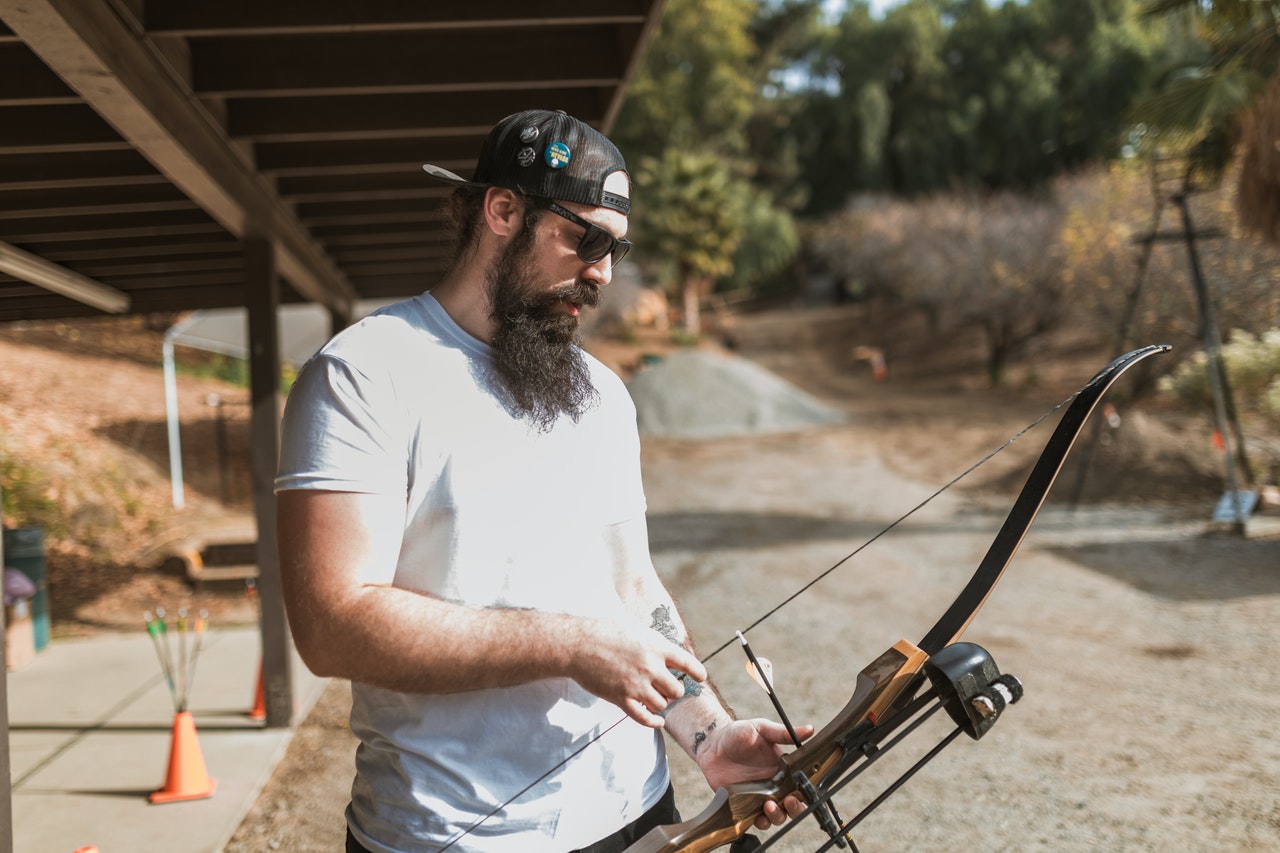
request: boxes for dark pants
[344,784,679,853]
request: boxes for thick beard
[486,228,601,431]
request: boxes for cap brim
[421,164,479,186]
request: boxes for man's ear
[483,188,523,238]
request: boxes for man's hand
[697,718,815,830]
[566,617,708,729]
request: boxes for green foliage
[1160,329,1280,426]
[635,149,749,282]
[793,0,1170,211]
[175,352,249,387]
[1,445,65,535]
[727,191,802,292]
[615,0,806,320]
[612,0,761,159]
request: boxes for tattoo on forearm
[650,605,681,644]
[692,721,717,756]
[652,605,703,708]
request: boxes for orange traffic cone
[150,711,217,803]
[248,660,266,721]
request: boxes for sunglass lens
[578,228,613,264]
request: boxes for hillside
[0,304,1269,640]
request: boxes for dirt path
[227,306,1280,852]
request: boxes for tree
[792,0,1168,213]
[633,149,748,334]
[1132,1,1280,241]
[611,0,810,331]
[810,188,1072,384]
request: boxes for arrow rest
[753,642,1022,853]
[924,641,1024,740]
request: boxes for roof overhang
[0,0,666,322]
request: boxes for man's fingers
[624,697,667,729]
[755,794,809,831]
[663,645,706,684]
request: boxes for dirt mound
[627,349,846,438]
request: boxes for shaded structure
[0,3,666,849]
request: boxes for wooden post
[244,235,294,728]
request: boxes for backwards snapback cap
[423,109,630,215]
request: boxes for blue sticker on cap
[545,141,571,170]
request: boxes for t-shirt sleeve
[275,353,408,496]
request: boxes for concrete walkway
[7,627,326,852]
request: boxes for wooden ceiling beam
[0,150,165,189]
[330,245,450,264]
[36,237,239,262]
[4,215,225,244]
[0,184,197,218]
[277,172,447,200]
[0,240,129,312]
[0,0,356,314]
[145,0,650,37]
[192,27,627,97]
[256,136,475,176]
[227,90,609,143]
[70,254,244,278]
[315,228,445,247]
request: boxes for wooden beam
[330,244,451,264]
[226,90,608,142]
[0,0,356,315]
[192,27,629,97]
[2,209,221,242]
[255,135,480,175]
[0,240,129,312]
[0,149,165,189]
[145,0,649,37]
[243,234,293,729]
[0,184,198,218]
[70,254,242,278]
[35,235,238,261]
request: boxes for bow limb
[623,344,1170,853]
[916,343,1170,654]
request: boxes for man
[276,109,807,853]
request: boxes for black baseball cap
[423,109,630,215]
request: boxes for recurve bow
[621,343,1171,853]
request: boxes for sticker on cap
[545,141,571,170]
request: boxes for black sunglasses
[546,202,632,265]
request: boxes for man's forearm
[293,583,597,694]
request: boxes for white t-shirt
[276,293,668,852]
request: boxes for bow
[621,344,1171,853]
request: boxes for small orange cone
[150,711,217,803]
[248,660,266,721]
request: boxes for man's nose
[582,255,613,287]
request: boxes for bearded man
[275,110,807,853]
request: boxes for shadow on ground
[1049,534,1280,601]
